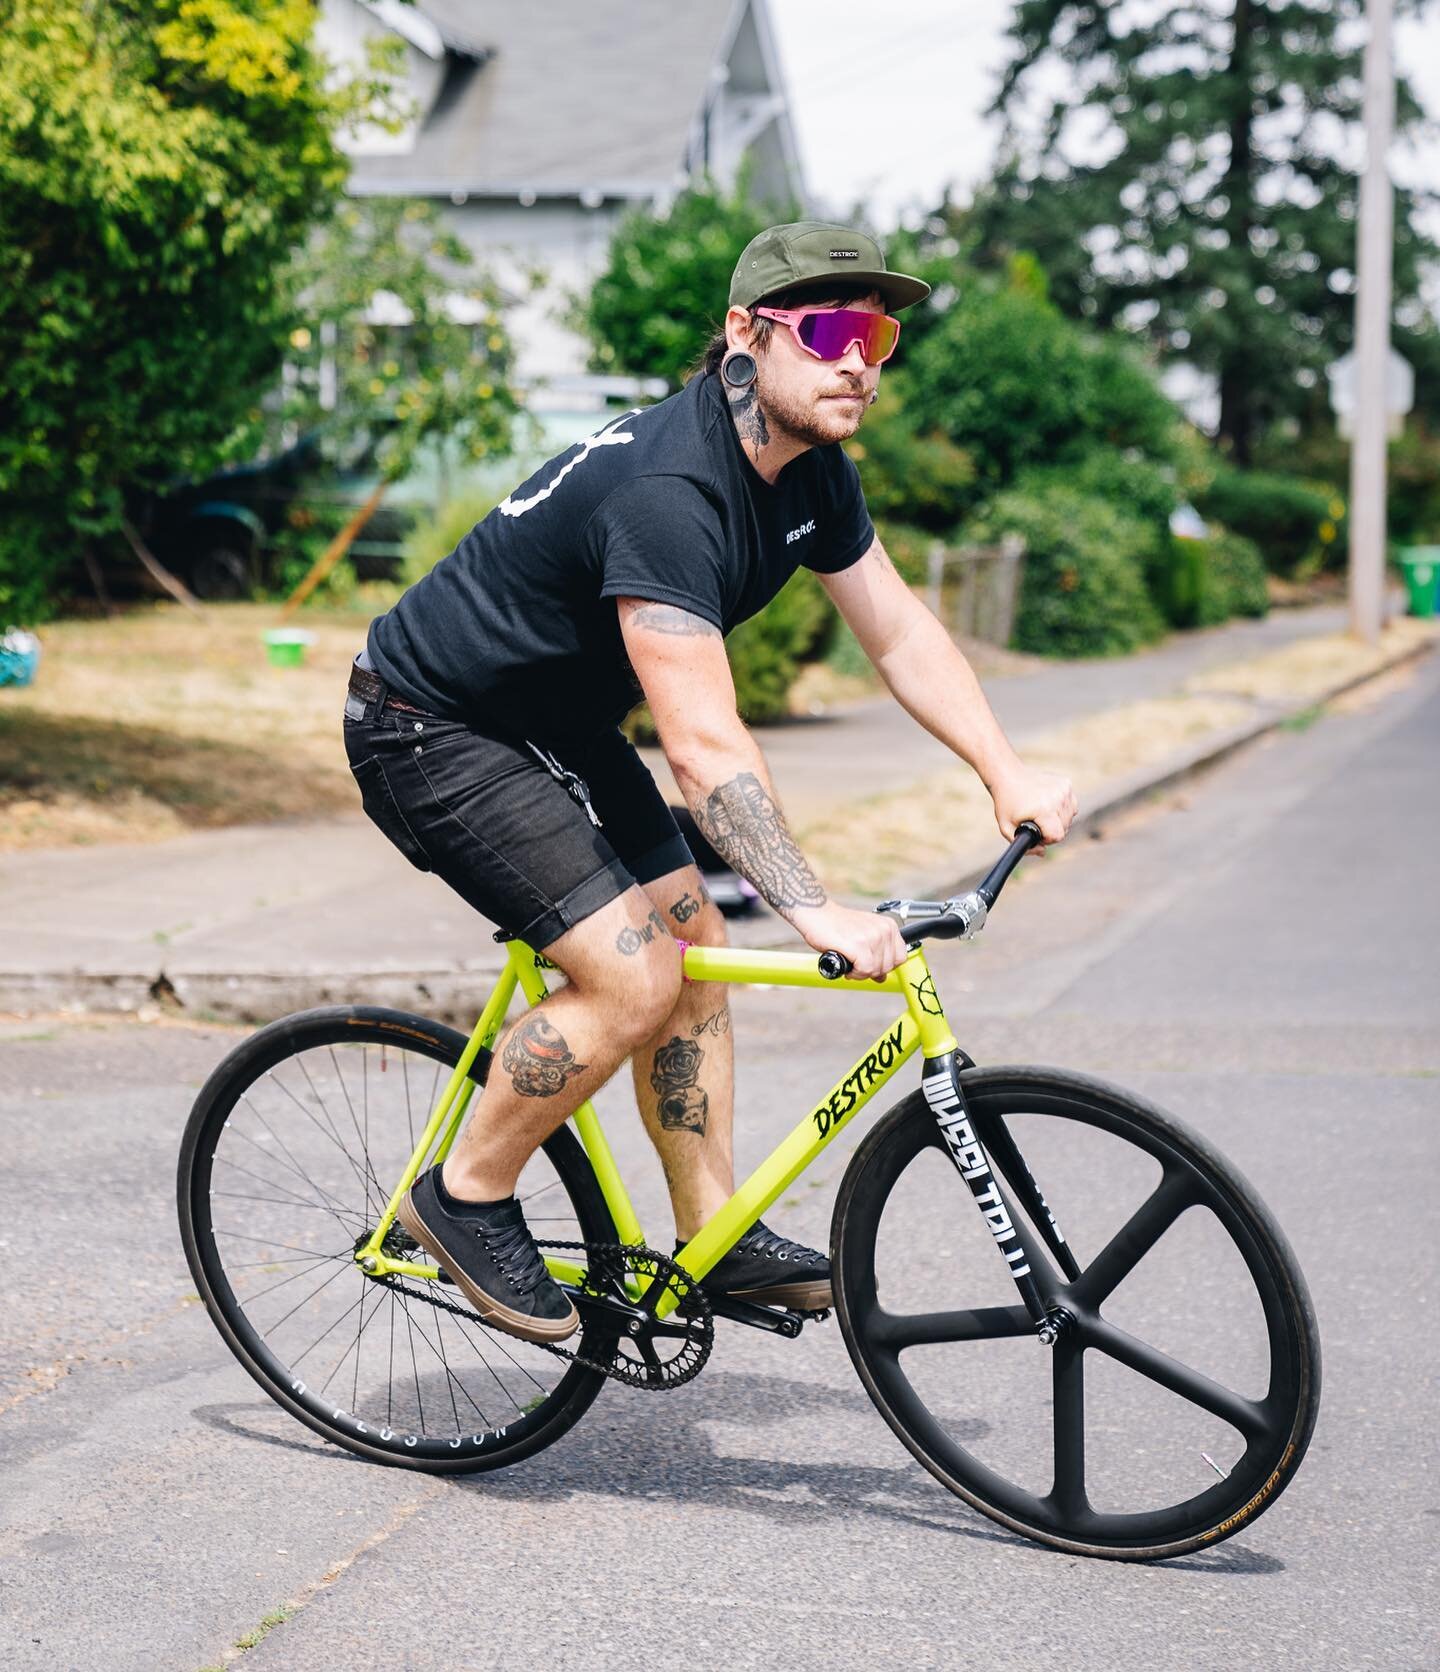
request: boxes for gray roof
[349,0,738,200]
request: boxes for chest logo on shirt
[498,410,640,519]
[786,519,817,545]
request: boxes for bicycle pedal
[795,1307,831,1323]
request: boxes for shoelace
[734,1222,817,1265]
[480,1217,550,1295]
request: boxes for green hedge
[1193,468,1338,575]
[971,483,1166,658]
[725,568,833,723]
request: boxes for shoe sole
[396,1190,579,1345]
[722,1278,833,1311]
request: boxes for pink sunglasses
[754,305,902,366]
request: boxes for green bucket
[263,628,316,668]
[1396,547,1440,619]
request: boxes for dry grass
[0,602,373,849]
[801,616,1436,896]
[1183,616,1436,705]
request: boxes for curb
[6,632,1433,1026]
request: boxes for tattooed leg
[441,888,682,1203]
[633,866,735,1240]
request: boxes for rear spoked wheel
[832,1067,1320,1560]
[179,1006,617,1473]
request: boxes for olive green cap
[729,220,931,313]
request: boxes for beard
[754,373,869,447]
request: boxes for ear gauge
[868,390,879,405]
[720,350,758,390]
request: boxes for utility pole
[1348,0,1396,645]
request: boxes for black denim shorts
[342,692,693,951]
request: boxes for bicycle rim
[832,1067,1320,1559]
[178,1006,615,1472]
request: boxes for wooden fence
[922,533,1026,648]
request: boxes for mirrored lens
[797,309,899,364]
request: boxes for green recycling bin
[1396,547,1439,618]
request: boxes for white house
[316,0,806,422]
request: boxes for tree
[0,0,378,621]
[967,0,1437,463]
[271,198,526,612]
[576,176,793,391]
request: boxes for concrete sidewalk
[3,601,1430,1020]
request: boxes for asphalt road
[1,653,1436,1672]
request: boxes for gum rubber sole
[396,1190,580,1346]
[721,1278,833,1310]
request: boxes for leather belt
[347,660,429,717]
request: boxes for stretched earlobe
[720,350,757,390]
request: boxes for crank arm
[569,1287,706,1341]
[705,1294,806,1338]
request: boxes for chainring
[371,1241,713,1392]
[542,1240,714,1391]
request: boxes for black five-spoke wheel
[832,1067,1320,1559]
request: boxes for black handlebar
[816,821,1044,978]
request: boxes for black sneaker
[397,1167,578,1344]
[681,1221,831,1311]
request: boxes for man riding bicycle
[343,221,1078,1345]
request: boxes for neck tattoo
[727,381,770,452]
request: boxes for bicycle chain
[375,1240,714,1391]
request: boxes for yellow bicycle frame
[355,936,961,1322]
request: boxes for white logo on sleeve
[786,519,817,545]
[499,411,640,518]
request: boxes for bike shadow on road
[193,1367,1284,1576]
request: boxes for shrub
[1193,468,1336,574]
[841,379,977,532]
[725,569,833,724]
[873,521,940,587]
[1016,449,1181,620]
[903,280,1180,495]
[1205,530,1270,620]
[971,483,1166,658]
[399,493,499,586]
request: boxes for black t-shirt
[367,370,874,739]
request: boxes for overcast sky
[767,0,1440,273]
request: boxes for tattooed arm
[617,597,905,978]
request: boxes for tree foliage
[576,176,794,391]
[966,0,1438,462]
[278,198,525,484]
[0,0,373,620]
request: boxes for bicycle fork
[921,1053,1075,1345]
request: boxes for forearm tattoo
[501,1015,589,1098]
[727,381,770,450]
[629,603,720,638]
[692,772,827,914]
[690,1004,730,1040]
[616,906,668,956]
[650,1035,708,1135]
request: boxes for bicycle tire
[178,1005,617,1473]
[831,1066,1320,1560]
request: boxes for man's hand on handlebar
[989,762,1078,849]
[789,901,909,982]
